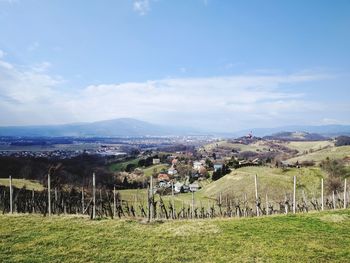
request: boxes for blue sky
[0,0,349,131]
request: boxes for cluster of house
[156,173,200,193]
[154,157,204,193]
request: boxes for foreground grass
[1,210,350,262]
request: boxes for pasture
[0,210,349,262]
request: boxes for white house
[193,161,203,171]
[174,182,183,193]
[189,182,200,192]
[168,167,178,176]
[152,158,160,165]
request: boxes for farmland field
[0,178,44,191]
[200,166,326,203]
[109,158,140,172]
[281,140,334,153]
[202,140,268,152]
[1,210,350,262]
[287,145,350,163]
[142,164,169,177]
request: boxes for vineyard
[1,170,348,221]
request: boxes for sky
[0,0,350,132]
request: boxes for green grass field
[287,145,350,163]
[1,210,350,262]
[200,166,326,203]
[109,158,140,172]
[281,140,334,154]
[203,140,268,152]
[0,178,44,191]
[142,164,169,177]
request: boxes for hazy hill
[235,125,350,137]
[0,118,199,137]
[263,131,328,141]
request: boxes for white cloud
[0,55,342,130]
[0,49,5,58]
[133,0,150,15]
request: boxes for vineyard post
[92,172,96,219]
[321,178,324,211]
[150,175,154,221]
[9,175,13,214]
[191,191,195,218]
[254,174,259,216]
[113,185,116,219]
[171,181,175,219]
[344,179,347,209]
[48,172,51,216]
[293,176,296,214]
[81,187,85,214]
[32,189,35,213]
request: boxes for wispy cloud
[0,55,344,130]
[133,0,150,16]
[0,49,5,58]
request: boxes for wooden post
[9,175,13,214]
[32,189,35,213]
[150,176,153,221]
[284,194,288,214]
[81,187,85,214]
[48,173,51,216]
[344,179,347,209]
[113,185,116,219]
[321,178,324,211]
[191,191,195,218]
[265,193,268,215]
[92,172,96,219]
[171,181,175,219]
[254,174,259,216]
[293,176,296,214]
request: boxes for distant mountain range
[234,125,350,138]
[262,131,328,141]
[0,118,349,138]
[0,118,201,137]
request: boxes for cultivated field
[1,210,349,262]
[0,178,44,191]
[201,166,326,203]
[287,145,350,163]
[117,166,327,209]
[202,140,268,152]
[281,140,334,154]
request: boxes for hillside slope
[199,166,325,203]
[287,145,350,163]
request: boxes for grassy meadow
[287,145,350,163]
[109,158,141,172]
[0,178,44,191]
[282,140,334,153]
[1,210,350,262]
